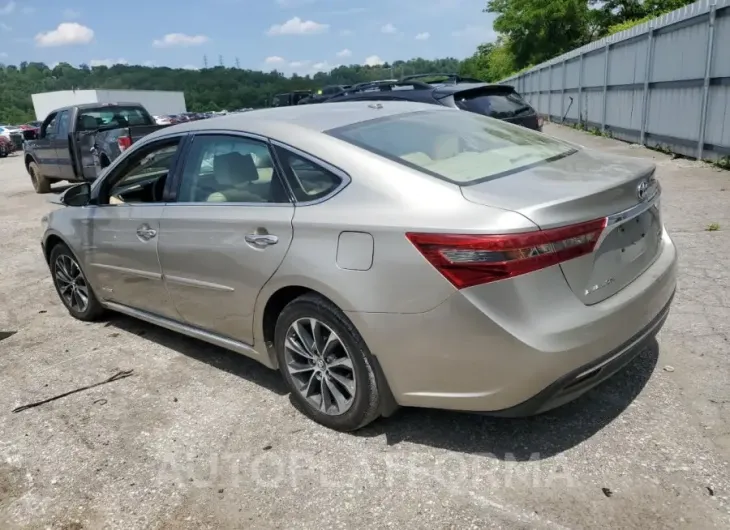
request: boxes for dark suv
[325,80,542,131]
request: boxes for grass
[706,222,721,232]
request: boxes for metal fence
[501,0,730,161]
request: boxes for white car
[0,125,21,139]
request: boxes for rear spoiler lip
[433,83,517,101]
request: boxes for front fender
[23,149,39,171]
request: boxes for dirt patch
[0,462,28,509]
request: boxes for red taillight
[406,218,607,289]
[117,135,132,151]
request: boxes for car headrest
[253,150,273,169]
[213,152,259,185]
[80,115,98,130]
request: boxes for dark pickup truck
[23,102,170,193]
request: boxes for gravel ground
[1,124,729,529]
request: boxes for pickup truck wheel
[28,161,51,194]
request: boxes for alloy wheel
[54,254,90,313]
[284,317,356,415]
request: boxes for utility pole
[219,55,224,67]
[235,57,240,69]
[203,55,208,69]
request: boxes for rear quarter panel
[255,135,539,342]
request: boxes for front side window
[178,135,288,204]
[327,109,575,184]
[105,140,181,205]
[57,111,70,137]
[42,114,58,138]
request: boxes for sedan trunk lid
[460,148,663,304]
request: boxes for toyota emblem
[636,180,650,201]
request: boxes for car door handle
[136,228,157,240]
[245,234,278,246]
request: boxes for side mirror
[60,182,91,207]
[23,129,38,141]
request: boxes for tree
[0,57,465,123]
[486,0,592,70]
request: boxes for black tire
[0,144,7,158]
[28,161,51,194]
[275,293,381,431]
[49,243,105,321]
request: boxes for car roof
[144,101,444,141]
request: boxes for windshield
[77,106,152,131]
[327,109,576,184]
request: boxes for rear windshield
[327,109,575,184]
[455,90,534,119]
[77,106,152,131]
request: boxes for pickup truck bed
[23,102,170,193]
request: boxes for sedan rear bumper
[346,228,677,414]
[487,291,672,417]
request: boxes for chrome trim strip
[163,274,235,292]
[89,262,162,280]
[596,186,661,247]
[605,187,660,227]
[103,301,262,359]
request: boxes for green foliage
[484,0,697,78]
[605,15,655,36]
[486,0,593,69]
[0,57,463,123]
[705,222,721,231]
[459,40,517,82]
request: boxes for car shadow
[108,313,658,460]
[51,183,79,194]
[355,339,660,460]
[108,314,288,396]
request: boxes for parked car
[298,85,352,105]
[325,80,543,131]
[400,72,485,86]
[0,135,14,157]
[0,125,24,150]
[153,115,174,125]
[271,91,312,107]
[23,102,170,193]
[41,101,677,431]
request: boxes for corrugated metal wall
[500,0,730,161]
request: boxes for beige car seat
[206,152,263,202]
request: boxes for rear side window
[275,148,342,202]
[455,90,533,119]
[77,106,152,131]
